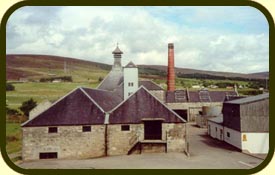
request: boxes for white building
[208,93,269,154]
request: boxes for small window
[82,126,91,132]
[227,132,230,137]
[128,82,134,87]
[48,127,58,133]
[121,125,130,131]
[39,152,57,159]
[215,127,217,131]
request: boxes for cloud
[6,6,269,73]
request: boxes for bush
[39,76,73,82]
[19,98,37,117]
[6,83,15,91]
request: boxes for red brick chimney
[167,43,175,91]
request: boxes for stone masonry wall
[107,123,185,155]
[22,125,105,161]
[107,124,144,156]
[167,102,222,121]
[163,123,186,152]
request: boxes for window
[82,126,91,132]
[215,127,217,132]
[128,92,133,96]
[39,152,58,159]
[128,82,134,87]
[227,132,230,137]
[48,127,58,133]
[121,125,130,131]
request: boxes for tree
[6,82,15,91]
[98,77,103,82]
[19,98,37,117]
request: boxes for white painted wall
[123,67,138,100]
[208,121,224,141]
[241,133,269,154]
[223,127,242,150]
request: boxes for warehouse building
[208,93,269,154]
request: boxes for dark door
[144,121,162,140]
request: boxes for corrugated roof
[208,116,223,124]
[138,80,163,91]
[22,88,106,127]
[109,87,185,124]
[187,90,238,103]
[224,93,269,104]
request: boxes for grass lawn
[6,122,22,154]
[6,82,100,109]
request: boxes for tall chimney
[167,43,175,91]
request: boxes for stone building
[22,43,238,160]
[21,45,186,160]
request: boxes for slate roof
[168,90,238,103]
[112,46,123,54]
[109,86,185,124]
[138,80,163,91]
[208,116,223,124]
[125,61,137,68]
[22,88,106,127]
[97,69,123,91]
[82,88,123,111]
[224,93,269,105]
[166,90,188,103]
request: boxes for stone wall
[167,102,222,121]
[107,124,144,156]
[107,123,186,155]
[23,123,186,160]
[22,125,106,161]
[163,123,186,152]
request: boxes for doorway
[144,121,162,140]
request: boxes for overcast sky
[6,6,269,73]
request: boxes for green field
[6,82,101,109]
[6,122,21,154]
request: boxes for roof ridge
[79,88,105,112]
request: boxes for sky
[6,6,269,74]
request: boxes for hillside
[138,65,268,80]
[6,54,268,81]
[6,54,111,82]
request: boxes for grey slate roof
[125,61,137,68]
[97,69,123,91]
[22,88,106,127]
[82,88,123,111]
[112,46,123,54]
[138,80,163,91]
[169,90,238,103]
[224,93,269,105]
[208,116,223,124]
[166,90,188,103]
[109,87,185,124]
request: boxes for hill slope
[6,54,268,81]
[6,54,111,82]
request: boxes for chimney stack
[167,43,175,91]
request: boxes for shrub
[6,83,15,91]
[19,98,37,117]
